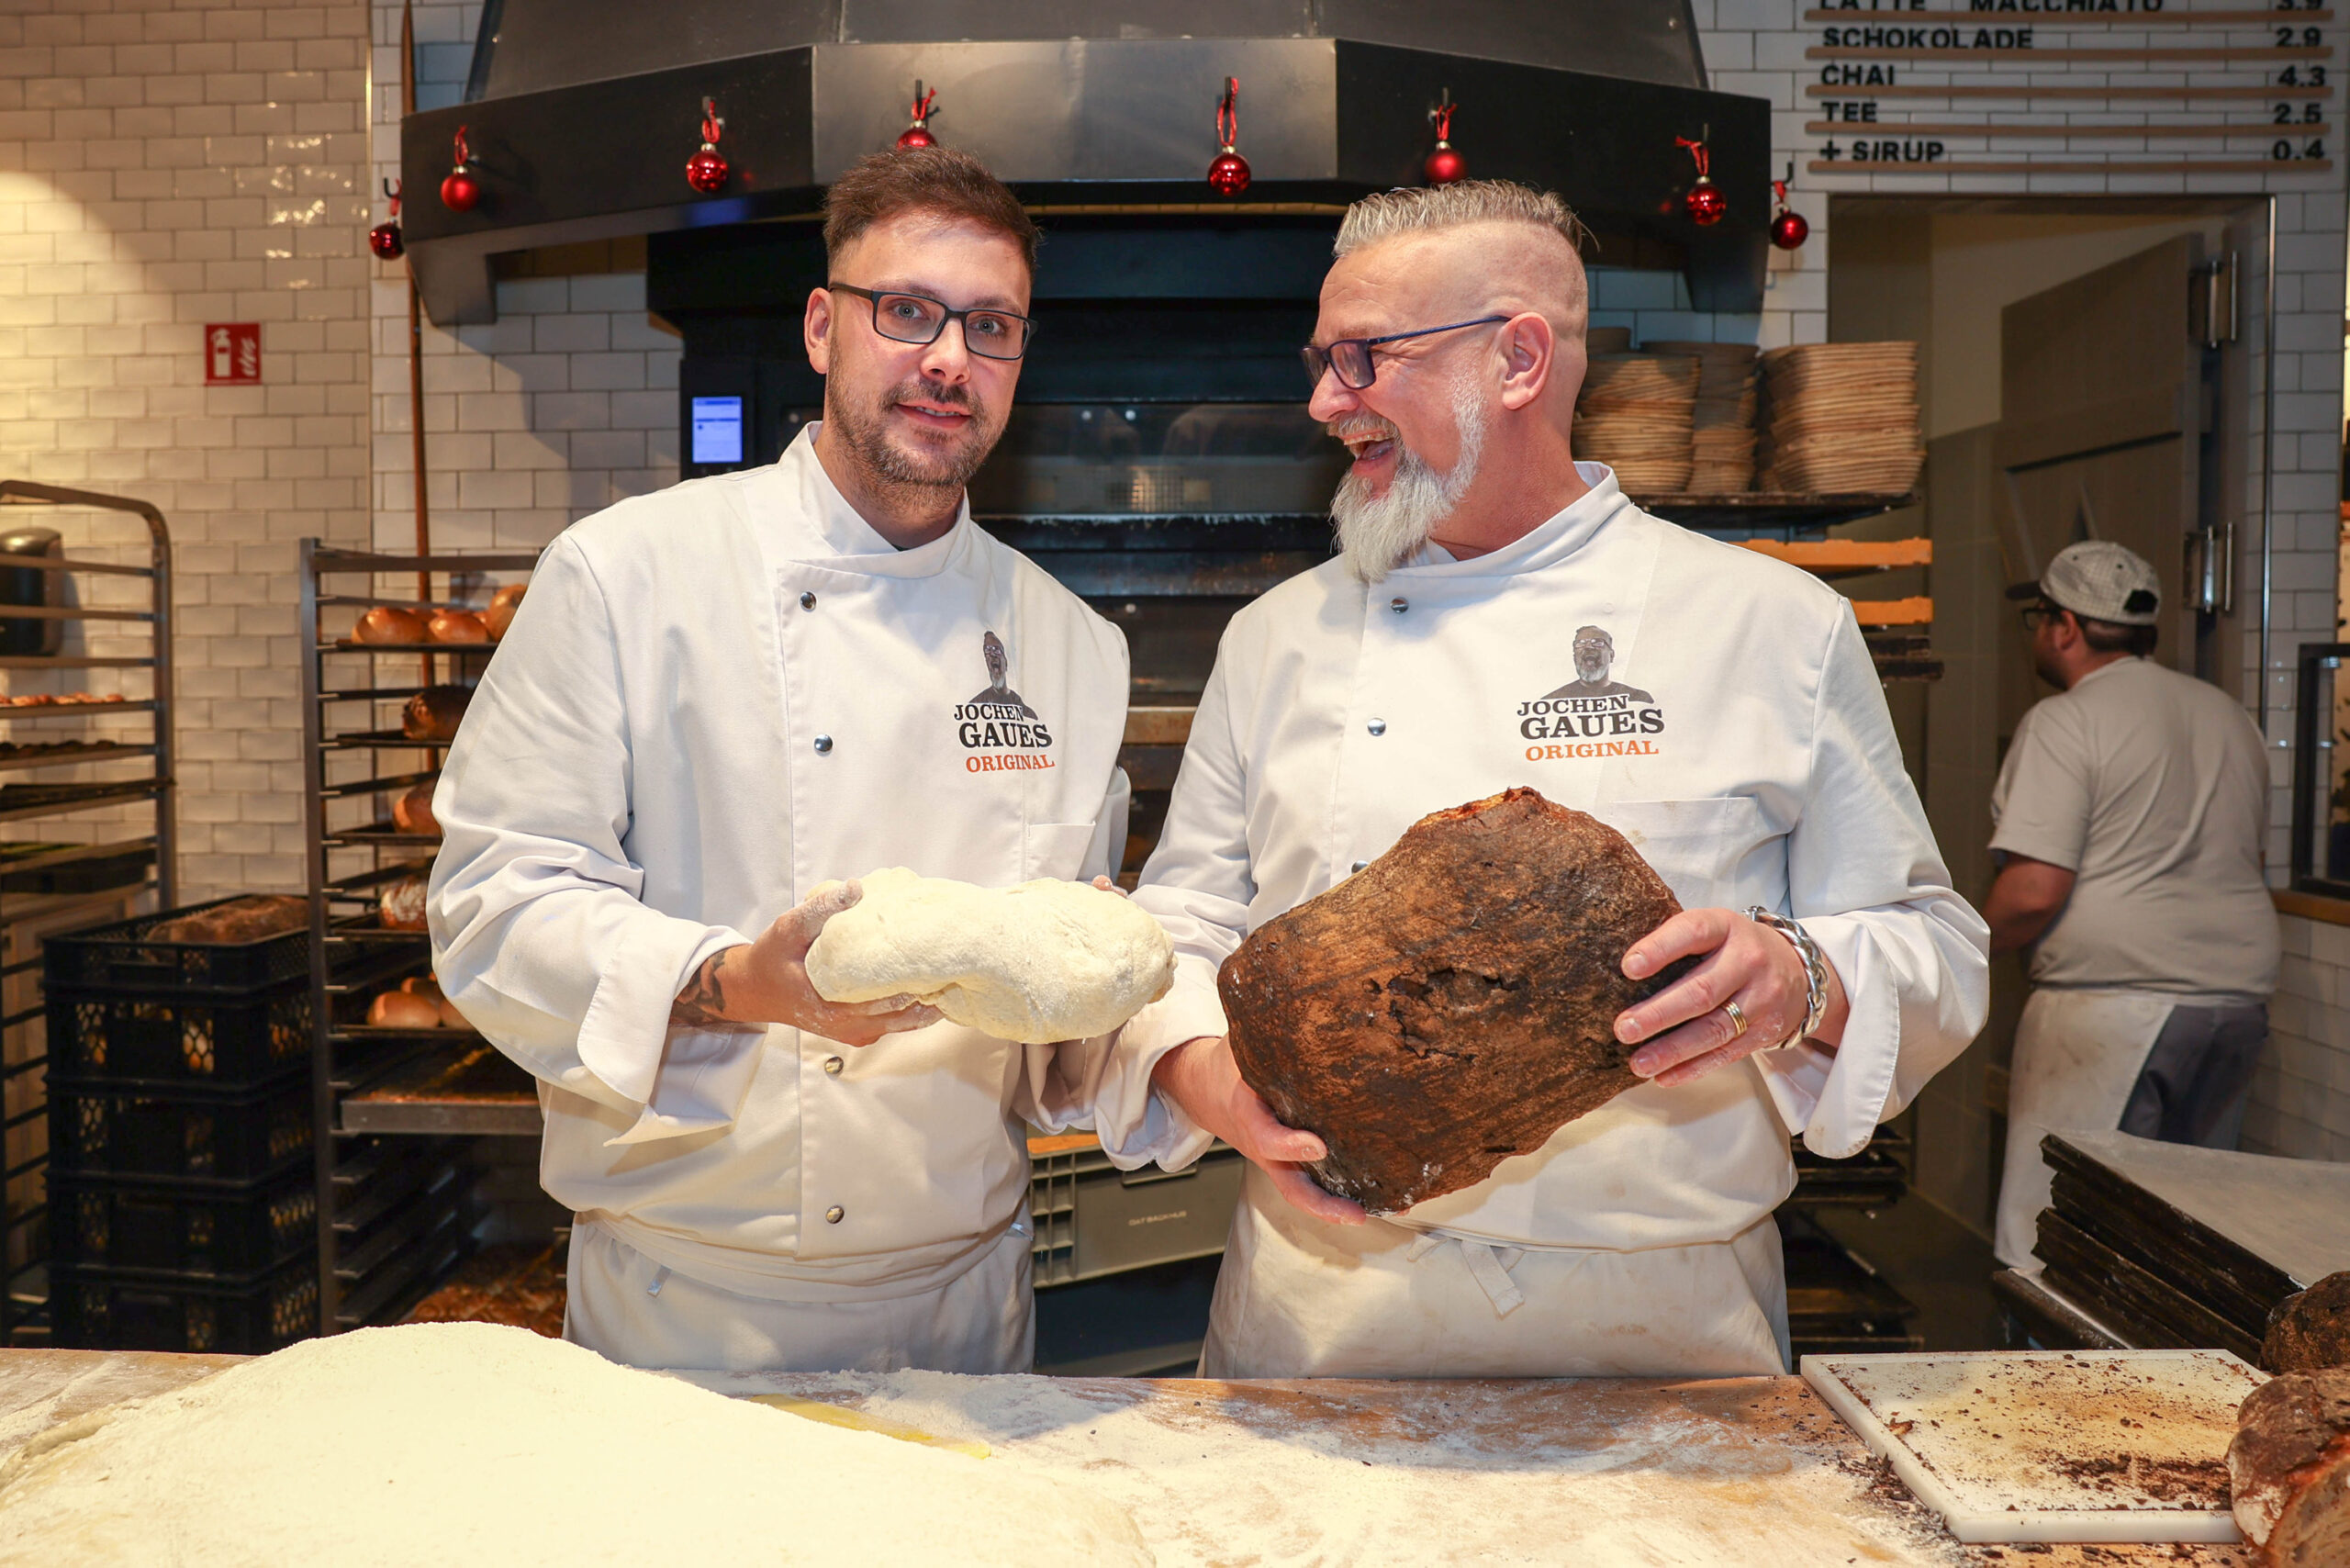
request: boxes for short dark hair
[822,147,1038,276]
[2076,612,2158,657]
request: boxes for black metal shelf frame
[0,481,175,1349]
[300,541,538,1335]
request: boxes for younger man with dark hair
[430,148,1182,1372]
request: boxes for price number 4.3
[2277,63,2328,87]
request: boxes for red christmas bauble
[1424,143,1465,185]
[897,125,934,149]
[1207,149,1251,196]
[440,170,479,212]
[368,220,404,260]
[686,148,729,193]
[1684,175,1725,227]
[1771,207,1809,250]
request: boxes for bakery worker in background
[1985,541,2277,1271]
[1121,181,1989,1377]
[430,149,1185,1374]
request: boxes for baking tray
[1801,1348,2260,1543]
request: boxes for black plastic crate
[50,1257,318,1353]
[44,896,311,995]
[46,1075,314,1184]
[47,981,311,1089]
[0,843,154,895]
[48,1170,317,1277]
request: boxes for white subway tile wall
[2,0,374,901]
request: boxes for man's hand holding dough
[670,880,942,1045]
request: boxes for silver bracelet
[1746,906,1830,1043]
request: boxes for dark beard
[827,378,993,491]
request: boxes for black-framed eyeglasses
[2019,602,2067,632]
[829,283,1035,361]
[1301,315,1509,391]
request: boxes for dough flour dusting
[0,1323,1152,1568]
[806,868,1174,1044]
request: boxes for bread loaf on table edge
[148,894,308,944]
[2267,1271,2350,1374]
[1217,787,1695,1214]
[2230,1366,2350,1563]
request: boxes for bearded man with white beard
[1121,182,1989,1378]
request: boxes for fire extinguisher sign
[204,323,261,385]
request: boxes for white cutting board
[1801,1349,2262,1544]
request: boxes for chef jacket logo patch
[957,630,1055,772]
[1516,624,1664,761]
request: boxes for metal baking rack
[0,481,176,1347]
[298,543,542,1334]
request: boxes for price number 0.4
[2272,136,2327,159]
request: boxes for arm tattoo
[669,948,733,1027]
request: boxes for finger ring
[1720,1000,1750,1037]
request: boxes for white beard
[1330,376,1490,584]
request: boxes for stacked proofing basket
[1756,342,1924,494]
[1644,341,1760,492]
[1573,353,1698,493]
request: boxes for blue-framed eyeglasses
[1301,315,1509,390]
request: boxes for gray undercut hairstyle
[1333,180,1591,330]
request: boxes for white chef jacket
[430,427,1191,1303]
[1124,465,1990,1254]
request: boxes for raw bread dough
[0,1322,1153,1567]
[805,868,1174,1044]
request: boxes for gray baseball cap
[2004,541,2161,626]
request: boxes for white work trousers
[564,1216,1034,1374]
[1199,1168,1791,1379]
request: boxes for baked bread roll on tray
[401,686,470,744]
[1218,787,1696,1214]
[805,868,1174,1045]
[428,609,488,644]
[486,581,527,640]
[354,606,431,644]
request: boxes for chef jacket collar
[1382,462,1630,582]
[750,422,976,580]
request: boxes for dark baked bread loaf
[402,686,471,744]
[2267,1271,2350,1374]
[148,894,308,944]
[2231,1366,2350,1562]
[1218,787,1692,1214]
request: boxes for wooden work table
[0,1348,2256,1565]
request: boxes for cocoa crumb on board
[2047,1454,2231,1510]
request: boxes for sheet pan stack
[1574,353,1697,494]
[1756,341,1923,494]
[1645,340,1759,493]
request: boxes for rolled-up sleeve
[427,535,755,1143]
[1752,608,1990,1158]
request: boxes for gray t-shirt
[1989,657,2277,1002]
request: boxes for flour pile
[0,1323,1152,1567]
[806,868,1174,1044]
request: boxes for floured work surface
[1804,1350,2264,1544]
[678,1367,2262,1567]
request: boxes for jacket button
[1366,718,1386,736]
[800,591,816,610]
[824,1205,845,1224]
[1390,597,1408,614]
[822,1055,844,1076]
[813,734,833,754]
[1350,860,1368,873]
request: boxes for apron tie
[1404,1230,1526,1316]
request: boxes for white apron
[1992,987,2172,1271]
[1199,1168,1789,1379]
